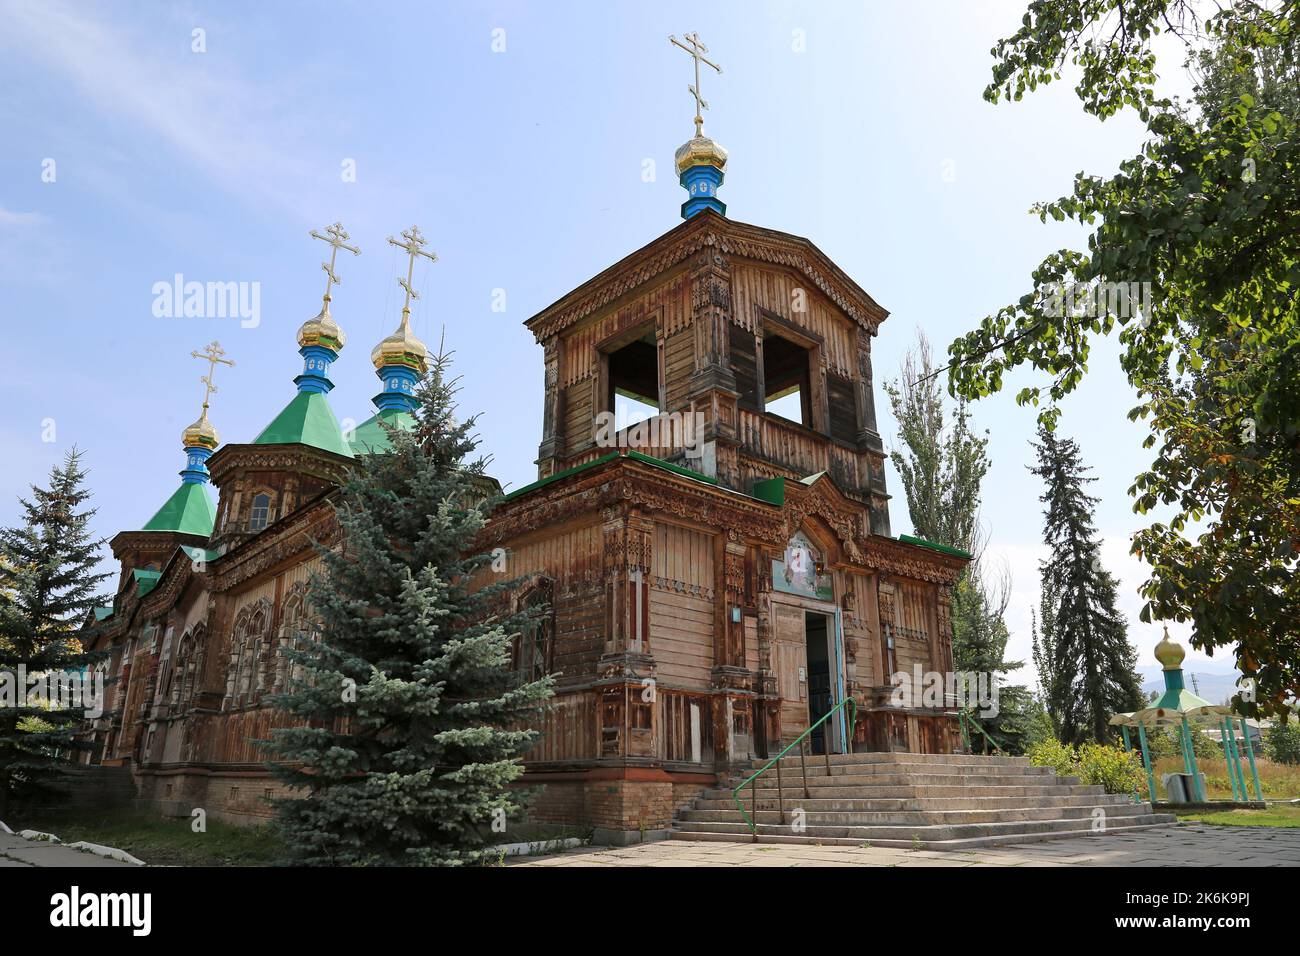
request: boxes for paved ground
[511,825,1300,867]
[5,822,1298,866]
[0,831,136,867]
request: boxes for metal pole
[1219,719,1237,800]
[750,776,758,843]
[775,747,785,823]
[1231,719,1248,801]
[1178,719,1193,778]
[1120,726,1139,804]
[1137,724,1157,802]
[1224,718,1246,802]
[1239,717,1263,803]
[1182,717,1205,802]
[799,737,809,799]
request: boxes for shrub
[1027,737,1077,778]
[1146,727,1220,759]
[1265,722,1300,766]
[1076,742,1144,795]
[1028,737,1144,795]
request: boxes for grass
[16,808,284,866]
[1177,804,1300,829]
[1149,755,1300,801]
[12,808,591,866]
[492,822,592,845]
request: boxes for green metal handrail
[732,697,858,837]
[958,708,1002,755]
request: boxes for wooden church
[79,36,967,844]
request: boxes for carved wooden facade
[80,210,965,842]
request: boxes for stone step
[735,762,1056,780]
[746,752,1036,769]
[709,781,1099,801]
[691,793,1136,813]
[672,751,1173,850]
[679,802,1157,827]
[726,772,1084,789]
[670,812,1179,848]
[670,817,1179,850]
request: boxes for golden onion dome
[1154,626,1185,671]
[371,313,429,374]
[674,134,728,175]
[181,409,219,450]
[297,303,347,351]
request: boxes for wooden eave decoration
[109,529,210,560]
[205,443,355,486]
[481,453,965,585]
[523,210,889,343]
[210,496,340,591]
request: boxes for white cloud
[0,205,60,282]
[0,207,49,226]
[0,0,323,216]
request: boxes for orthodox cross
[309,221,360,306]
[387,225,437,318]
[670,32,722,136]
[190,340,235,415]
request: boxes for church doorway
[772,597,848,756]
[805,611,834,754]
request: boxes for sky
[0,0,1237,690]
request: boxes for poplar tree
[0,449,109,820]
[1030,424,1144,744]
[266,350,554,866]
[885,333,1031,751]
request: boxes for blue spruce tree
[0,449,109,821]
[267,350,554,865]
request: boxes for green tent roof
[899,534,973,560]
[254,391,353,458]
[350,407,416,455]
[142,482,216,536]
[132,568,162,597]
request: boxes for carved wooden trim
[524,214,888,342]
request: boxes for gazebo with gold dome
[1110,628,1264,806]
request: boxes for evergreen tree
[1030,423,1144,745]
[886,333,1031,751]
[0,449,109,819]
[266,350,554,866]
[884,333,988,554]
[951,573,1034,754]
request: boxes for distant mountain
[1138,663,1246,706]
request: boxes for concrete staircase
[671,752,1177,850]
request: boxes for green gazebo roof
[350,407,415,455]
[1111,686,1229,728]
[142,482,217,536]
[254,391,353,458]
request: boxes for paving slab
[511,826,1300,867]
[0,832,137,867]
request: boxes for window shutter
[827,371,857,444]
[730,323,760,410]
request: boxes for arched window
[169,625,205,715]
[512,578,554,684]
[249,493,273,532]
[225,600,270,709]
[275,584,314,693]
